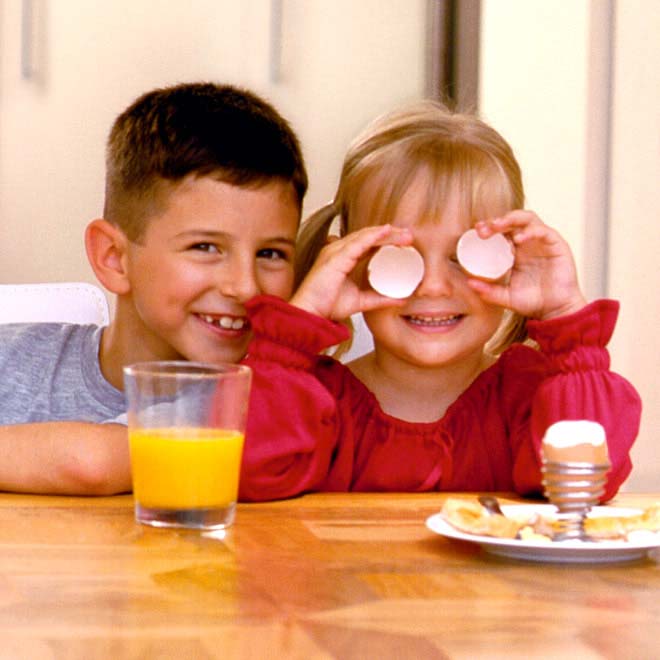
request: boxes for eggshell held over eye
[367,245,424,299]
[456,228,514,280]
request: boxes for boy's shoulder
[0,319,98,339]
[0,322,101,365]
[0,322,121,425]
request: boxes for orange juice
[129,427,244,509]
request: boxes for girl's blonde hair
[296,100,529,355]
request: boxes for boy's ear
[85,219,131,295]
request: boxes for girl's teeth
[408,314,459,326]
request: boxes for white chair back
[0,282,110,325]
[340,313,374,363]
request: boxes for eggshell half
[456,228,514,280]
[367,245,424,299]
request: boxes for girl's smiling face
[359,170,507,372]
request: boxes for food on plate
[456,228,514,280]
[518,526,554,544]
[439,497,660,543]
[440,498,523,539]
[367,245,424,298]
[584,503,660,540]
[542,420,610,464]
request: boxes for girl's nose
[414,259,454,297]
[218,256,260,302]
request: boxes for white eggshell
[543,420,606,448]
[456,228,514,280]
[367,245,424,298]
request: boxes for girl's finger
[483,211,541,233]
[465,278,510,307]
[511,225,554,244]
[321,224,413,270]
[359,291,408,312]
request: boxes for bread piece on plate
[441,498,522,539]
[585,503,660,540]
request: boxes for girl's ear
[85,219,131,295]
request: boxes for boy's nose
[217,257,260,302]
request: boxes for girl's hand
[466,210,587,320]
[291,224,413,320]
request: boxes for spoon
[478,495,505,516]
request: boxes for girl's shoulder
[441,344,551,420]
[316,356,419,433]
[315,355,378,412]
[315,351,543,432]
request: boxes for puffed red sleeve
[237,295,351,502]
[511,299,641,501]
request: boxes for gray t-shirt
[0,323,125,424]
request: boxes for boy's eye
[257,248,289,261]
[190,243,219,253]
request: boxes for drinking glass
[123,361,252,530]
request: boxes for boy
[0,82,307,495]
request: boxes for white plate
[426,504,660,563]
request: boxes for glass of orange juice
[123,361,252,530]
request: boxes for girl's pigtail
[294,201,357,360]
[486,311,532,355]
[294,201,340,289]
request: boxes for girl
[238,101,641,502]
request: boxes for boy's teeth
[201,314,246,330]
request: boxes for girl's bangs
[421,144,516,226]
[344,141,515,230]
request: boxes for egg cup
[541,459,611,541]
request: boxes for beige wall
[607,1,660,492]
[480,0,659,491]
[480,1,592,277]
[0,0,425,285]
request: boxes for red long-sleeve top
[239,296,641,503]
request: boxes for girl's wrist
[289,297,322,317]
[289,289,332,319]
[538,295,588,321]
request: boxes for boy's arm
[0,422,131,495]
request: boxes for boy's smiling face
[122,175,299,365]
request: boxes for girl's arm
[471,212,640,499]
[238,296,353,501]
[507,300,641,501]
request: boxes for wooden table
[0,492,658,659]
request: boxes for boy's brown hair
[104,82,308,241]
